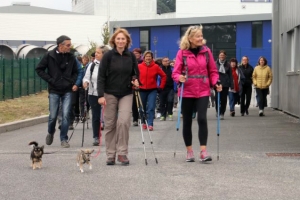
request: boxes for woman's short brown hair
[257,56,268,66]
[219,50,227,56]
[109,28,132,49]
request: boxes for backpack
[181,46,210,83]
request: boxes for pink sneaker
[148,126,153,131]
[200,150,212,162]
[186,150,195,162]
[142,124,147,130]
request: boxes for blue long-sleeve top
[75,58,84,87]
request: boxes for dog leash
[91,105,105,158]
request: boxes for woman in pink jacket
[172,25,222,162]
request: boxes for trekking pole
[67,119,80,143]
[137,90,158,164]
[134,90,148,165]
[174,57,188,158]
[81,87,88,147]
[174,82,184,158]
[86,88,89,129]
[216,81,221,160]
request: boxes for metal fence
[0,58,47,101]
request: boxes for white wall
[72,0,272,21]
[72,0,94,15]
[0,13,106,46]
[176,0,272,18]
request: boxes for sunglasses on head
[188,25,201,35]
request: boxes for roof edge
[110,13,272,27]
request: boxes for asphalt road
[0,106,300,200]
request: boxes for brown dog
[29,141,44,170]
[76,149,94,173]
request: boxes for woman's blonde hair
[109,28,132,49]
[180,25,203,50]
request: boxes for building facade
[0,4,106,51]
[71,0,273,66]
[272,0,300,117]
[72,0,272,20]
[112,14,272,68]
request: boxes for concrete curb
[0,115,48,134]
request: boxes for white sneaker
[156,113,161,119]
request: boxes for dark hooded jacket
[35,48,78,94]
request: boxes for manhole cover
[266,153,300,157]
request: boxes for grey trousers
[104,93,132,158]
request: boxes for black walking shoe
[117,155,130,165]
[106,157,116,165]
[230,111,235,117]
[93,138,99,146]
[46,134,54,145]
[245,109,249,115]
[241,113,244,116]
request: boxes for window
[157,0,176,15]
[296,26,300,72]
[252,21,263,48]
[181,24,236,59]
[287,29,296,72]
[140,29,150,53]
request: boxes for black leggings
[181,96,209,146]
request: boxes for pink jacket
[172,46,219,98]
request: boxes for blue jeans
[140,90,157,126]
[88,95,102,139]
[228,92,240,112]
[48,92,72,141]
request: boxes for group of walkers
[215,52,273,119]
[35,25,272,165]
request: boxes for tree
[102,22,110,45]
[86,40,97,57]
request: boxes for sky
[0,0,71,11]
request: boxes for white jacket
[82,60,100,96]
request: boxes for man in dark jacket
[158,57,176,121]
[239,56,254,116]
[36,35,78,148]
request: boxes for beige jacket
[252,65,273,89]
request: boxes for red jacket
[138,60,167,90]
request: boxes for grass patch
[0,90,49,124]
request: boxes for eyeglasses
[63,43,71,47]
